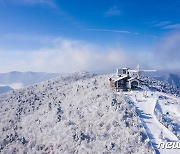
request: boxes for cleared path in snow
[126,90,180,154]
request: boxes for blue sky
[0,0,180,72]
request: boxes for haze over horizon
[0,0,180,73]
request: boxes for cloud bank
[0,31,179,73]
[147,31,180,70]
[0,38,139,73]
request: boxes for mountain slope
[0,72,152,154]
[154,73,180,88]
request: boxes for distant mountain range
[0,71,61,86]
[0,71,62,94]
[0,86,13,94]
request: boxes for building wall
[115,79,128,90]
[129,79,139,89]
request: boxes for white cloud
[1,0,56,7]
[1,34,179,73]
[0,38,138,73]
[163,23,180,29]
[104,6,121,17]
[151,21,171,27]
[149,21,180,30]
[22,0,56,7]
[146,31,180,70]
[85,28,138,35]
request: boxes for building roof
[127,77,139,81]
[111,75,128,82]
[122,67,129,69]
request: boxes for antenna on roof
[136,64,140,72]
[128,64,157,79]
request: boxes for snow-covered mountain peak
[0,73,152,154]
[67,70,94,78]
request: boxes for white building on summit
[109,65,156,90]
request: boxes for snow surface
[155,93,180,139]
[0,72,152,154]
[126,89,180,154]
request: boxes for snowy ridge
[0,72,152,154]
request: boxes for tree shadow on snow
[136,108,152,119]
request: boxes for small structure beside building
[109,65,156,91]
